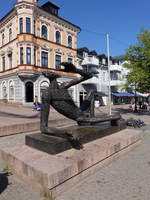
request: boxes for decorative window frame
[41,24,48,40]
[55,30,62,44]
[8,79,15,101]
[2,33,5,46]
[1,81,7,99]
[40,46,50,68]
[54,48,63,69]
[54,52,62,70]
[67,35,73,48]
[40,21,50,40]
[9,28,12,42]
[67,52,74,64]
[39,79,50,102]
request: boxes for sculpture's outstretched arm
[60,62,93,89]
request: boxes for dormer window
[56,31,61,44]
[41,2,59,16]
[41,25,47,39]
[68,35,72,48]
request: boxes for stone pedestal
[1,128,141,197]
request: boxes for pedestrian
[33,96,40,111]
[139,101,142,109]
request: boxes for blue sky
[1,0,150,56]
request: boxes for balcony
[82,76,99,85]
[82,56,99,66]
[109,64,122,72]
[110,79,126,86]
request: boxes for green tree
[125,29,150,93]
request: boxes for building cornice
[0,9,16,28]
[0,38,17,51]
[0,33,77,52]
[17,33,77,52]
[0,37,18,50]
[36,6,81,33]
[0,2,81,33]
[0,65,76,79]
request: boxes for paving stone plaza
[0,104,150,200]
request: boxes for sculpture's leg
[40,92,78,140]
[40,91,50,132]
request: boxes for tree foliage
[125,29,150,92]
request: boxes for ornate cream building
[0,0,80,104]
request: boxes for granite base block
[25,122,126,155]
[25,133,72,155]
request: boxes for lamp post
[107,33,112,116]
[134,82,138,112]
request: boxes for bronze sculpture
[40,62,94,140]
[26,62,122,154]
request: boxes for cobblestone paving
[57,126,150,200]
[0,108,150,200]
[0,175,43,200]
[0,132,43,200]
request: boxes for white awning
[136,91,150,97]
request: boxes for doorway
[25,81,33,102]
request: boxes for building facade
[77,48,129,106]
[0,0,80,104]
[77,48,109,106]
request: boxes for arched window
[40,81,49,101]
[2,33,5,46]
[41,25,47,39]
[9,28,12,42]
[68,35,72,48]
[56,31,61,44]
[9,80,14,100]
[2,82,7,99]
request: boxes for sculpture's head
[42,71,60,82]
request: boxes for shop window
[9,80,14,100]
[2,82,7,99]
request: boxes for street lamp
[107,33,112,116]
[134,82,138,112]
